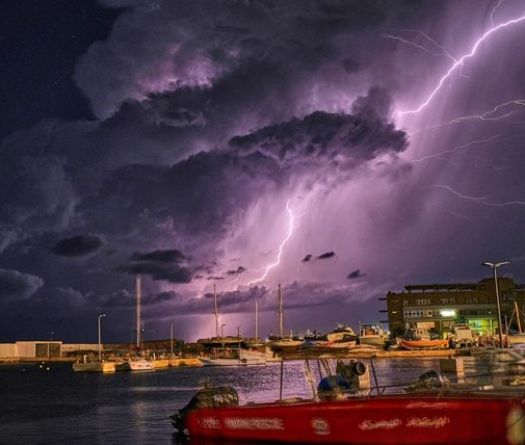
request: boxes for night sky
[2,0,525,343]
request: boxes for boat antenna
[278,283,284,337]
[136,274,142,350]
[214,283,220,337]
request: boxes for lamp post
[98,314,106,361]
[221,323,226,338]
[482,261,509,348]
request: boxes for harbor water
[1,358,442,445]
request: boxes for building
[0,341,62,360]
[382,277,525,338]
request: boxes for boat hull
[359,336,386,347]
[398,339,449,350]
[200,358,266,366]
[72,362,116,373]
[185,394,525,444]
[116,360,155,371]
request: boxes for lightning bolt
[409,99,525,136]
[431,184,525,207]
[490,0,507,27]
[247,200,295,286]
[400,13,525,116]
[410,135,501,163]
[384,30,457,62]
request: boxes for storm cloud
[2,0,525,342]
[52,234,104,257]
[0,269,44,300]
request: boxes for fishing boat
[175,393,525,444]
[172,359,525,445]
[398,339,449,350]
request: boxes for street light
[221,323,226,338]
[98,314,106,361]
[482,261,510,348]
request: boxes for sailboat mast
[255,301,259,340]
[278,283,284,337]
[515,301,523,333]
[136,275,142,349]
[214,283,220,337]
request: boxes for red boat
[173,388,525,444]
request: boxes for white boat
[324,339,357,349]
[116,358,155,371]
[270,337,304,349]
[326,324,359,342]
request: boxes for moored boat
[200,348,266,366]
[174,390,525,444]
[72,361,116,373]
[359,323,388,347]
[326,324,359,343]
[116,358,155,371]
[269,336,304,350]
[398,339,449,350]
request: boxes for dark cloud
[227,266,246,275]
[229,90,407,168]
[302,254,312,262]
[317,251,336,260]
[51,234,104,257]
[99,288,179,308]
[347,269,365,279]
[117,262,193,283]
[207,276,224,281]
[0,269,44,300]
[341,57,360,73]
[131,249,187,263]
[169,281,353,316]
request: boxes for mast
[278,283,284,337]
[214,283,220,337]
[255,301,259,340]
[136,275,142,349]
[515,301,523,333]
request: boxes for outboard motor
[171,386,239,434]
[407,370,450,392]
[317,360,367,400]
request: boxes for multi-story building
[382,277,525,338]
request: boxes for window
[416,298,430,305]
